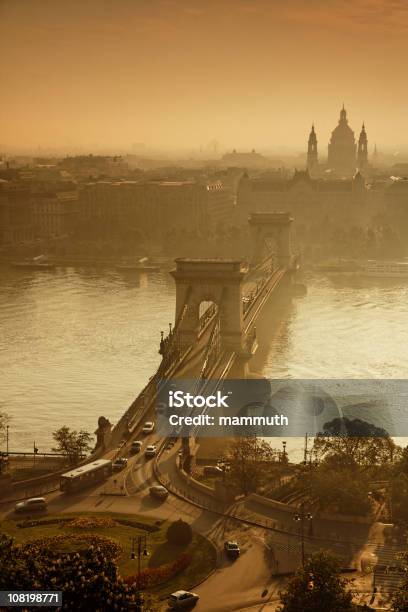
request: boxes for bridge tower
[248,212,294,268]
[170,259,247,353]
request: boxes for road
[0,428,286,612]
[1,423,393,611]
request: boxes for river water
[1,265,408,457]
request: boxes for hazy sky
[1,0,408,152]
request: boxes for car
[149,485,169,500]
[113,458,128,471]
[224,540,240,559]
[168,590,199,609]
[130,440,143,454]
[144,444,157,458]
[14,497,47,514]
[142,421,155,434]
[203,465,223,477]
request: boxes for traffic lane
[195,534,276,612]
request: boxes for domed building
[327,105,356,174]
[306,106,370,177]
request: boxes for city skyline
[1,0,408,152]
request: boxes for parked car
[145,444,157,458]
[14,497,47,514]
[113,458,128,471]
[224,540,240,559]
[130,440,143,454]
[168,590,199,609]
[203,465,223,477]
[149,485,168,500]
[142,421,155,434]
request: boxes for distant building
[221,149,280,170]
[33,189,79,239]
[59,155,129,179]
[0,180,35,245]
[307,106,370,177]
[237,168,374,227]
[0,169,79,245]
[307,125,318,173]
[357,124,368,172]
[78,179,234,239]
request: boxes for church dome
[327,105,357,174]
[330,106,355,141]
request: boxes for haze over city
[1,0,408,154]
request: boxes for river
[1,265,408,457]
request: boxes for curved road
[0,429,283,612]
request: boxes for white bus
[60,459,113,493]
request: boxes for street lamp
[6,425,9,456]
[130,533,149,610]
[293,502,313,567]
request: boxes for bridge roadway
[108,260,287,450]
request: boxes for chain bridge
[110,211,300,446]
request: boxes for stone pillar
[170,258,247,352]
[248,212,293,267]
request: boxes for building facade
[237,168,375,229]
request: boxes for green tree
[278,552,356,612]
[227,436,276,495]
[52,426,93,465]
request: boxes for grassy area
[1,512,216,595]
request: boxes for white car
[142,421,155,434]
[168,591,199,609]
[15,497,47,513]
[144,444,157,458]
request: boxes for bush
[166,520,193,546]
[0,534,145,611]
[21,534,122,560]
[65,516,117,530]
[124,553,191,589]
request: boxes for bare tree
[0,410,10,444]
[52,426,93,466]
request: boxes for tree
[227,436,276,495]
[278,552,356,612]
[166,520,193,546]
[306,463,371,516]
[0,410,9,444]
[391,552,408,611]
[314,420,399,470]
[0,533,159,611]
[0,411,10,474]
[52,426,93,465]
